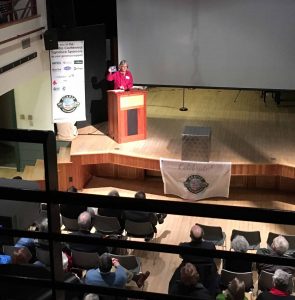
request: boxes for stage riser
[57,159,295,192]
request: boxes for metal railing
[0,128,295,299]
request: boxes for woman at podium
[107,59,133,91]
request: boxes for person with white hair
[68,211,110,254]
[83,294,99,300]
[257,269,295,300]
[223,235,252,272]
[106,59,133,91]
[256,235,295,275]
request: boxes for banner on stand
[160,158,231,200]
[50,41,86,123]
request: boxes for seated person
[34,218,49,249]
[223,235,252,272]
[14,217,48,261]
[68,211,110,254]
[123,191,167,239]
[257,269,295,300]
[60,186,88,219]
[85,252,150,288]
[12,247,32,265]
[178,224,219,295]
[256,235,295,275]
[97,189,125,230]
[168,262,212,299]
[216,277,247,300]
[83,294,100,300]
[180,224,216,265]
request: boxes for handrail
[0,128,295,299]
[0,26,45,46]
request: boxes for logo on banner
[57,95,80,113]
[184,175,209,194]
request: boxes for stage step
[22,159,44,180]
[0,167,21,179]
[57,146,71,163]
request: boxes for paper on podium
[112,89,125,93]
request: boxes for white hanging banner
[50,41,86,123]
[160,158,231,200]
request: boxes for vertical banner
[160,158,231,200]
[50,41,86,123]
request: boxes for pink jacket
[106,70,133,90]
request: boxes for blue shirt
[85,265,127,288]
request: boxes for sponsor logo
[57,95,80,113]
[62,86,66,91]
[74,60,83,64]
[52,80,58,85]
[53,87,60,91]
[62,61,71,64]
[52,68,61,71]
[64,66,71,70]
[56,75,67,79]
[52,61,61,65]
[74,67,83,70]
[184,175,209,194]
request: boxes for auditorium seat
[220,269,254,292]
[197,224,226,249]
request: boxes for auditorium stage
[67,88,295,190]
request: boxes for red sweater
[106,70,133,90]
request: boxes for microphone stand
[179,88,188,111]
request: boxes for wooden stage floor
[71,88,295,168]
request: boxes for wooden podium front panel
[107,90,147,143]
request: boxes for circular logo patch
[57,95,80,113]
[184,175,209,194]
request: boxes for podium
[107,89,147,143]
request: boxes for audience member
[34,218,49,249]
[123,191,166,241]
[97,190,125,230]
[14,217,48,261]
[223,235,252,272]
[60,186,88,219]
[256,235,295,275]
[12,247,32,265]
[83,294,100,300]
[178,224,219,295]
[85,253,150,288]
[216,277,247,300]
[168,262,213,299]
[180,224,216,265]
[257,269,295,300]
[68,211,109,254]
